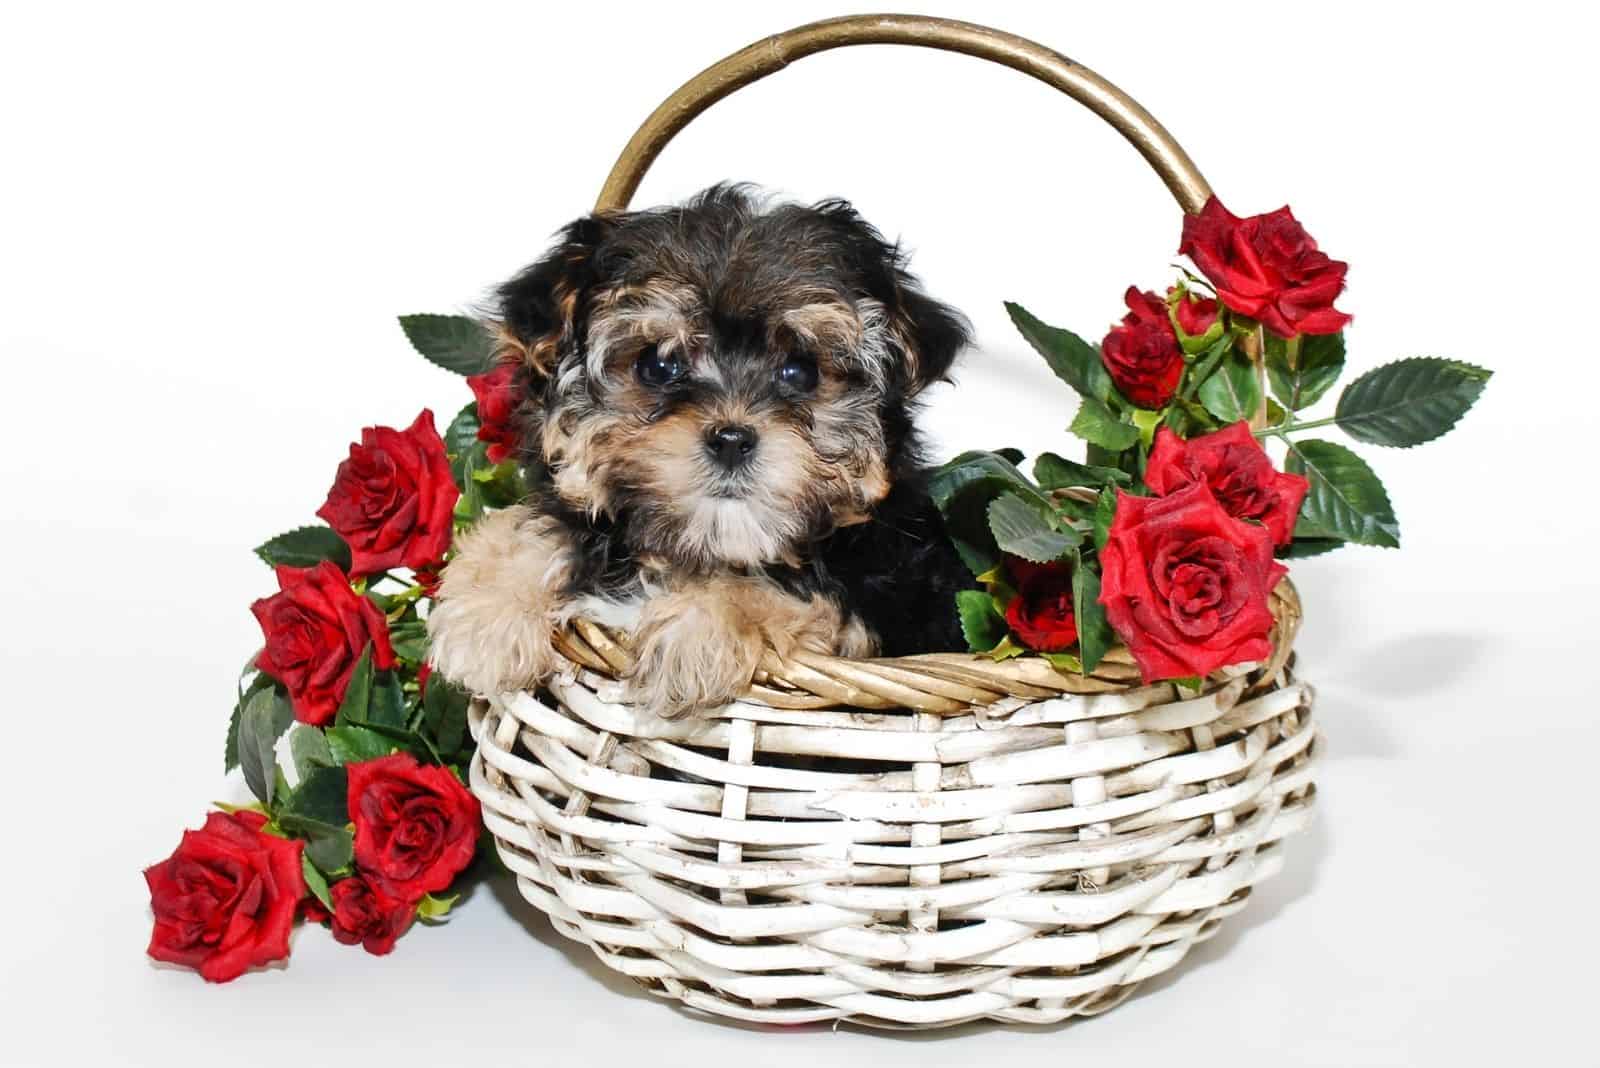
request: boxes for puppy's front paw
[624,588,764,719]
[426,505,573,697]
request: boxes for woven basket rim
[551,579,1303,716]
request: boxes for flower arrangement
[144,320,526,980]
[932,197,1491,682]
[143,195,1490,982]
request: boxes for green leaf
[1069,397,1140,452]
[399,314,494,376]
[1032,452,1131,490]
[445,402,481,458]
[1092,486,1118,551]
[1042,651,1084,673]
[422,676,471,759]
[984,635,1027,662]
[1004,302,1116,404]
[289,725,335,780]
[1180,335,1235,402]
[280,764,349,826]
[1334,357,1492,447]
[279,814,354,875]
[325,724,397,765]
[301,855,334,911]
[956,589,1009,654]
[226,666,273,772]
[238,685,293,807]
[1285,439,1400,548]
[416,892,459,921]
[929,451,1056,575]
[334,646,375,727]
[388,619,430,662]
[993,447,1025,465]
[253,526,352,571]
[1131,408,1163,450]
[1267,332,1345,411]
[1278,536,1347,559]
[987,494,1080,563]
[1197,351,1263,424]
[365,670,410,730]
[1072,557,1115,673]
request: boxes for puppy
[427,185,976,717]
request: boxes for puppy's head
[494,184,969,571]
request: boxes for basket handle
[595,13,1212,214]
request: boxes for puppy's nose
[706,424,758,469]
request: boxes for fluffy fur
[428,185,976,717]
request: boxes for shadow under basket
[467,14,1322,1031]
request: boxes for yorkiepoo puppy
[427,184,975,717]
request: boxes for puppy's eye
[776,356,819,394]
[635,346,687,388]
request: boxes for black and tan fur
[428,185,975,716]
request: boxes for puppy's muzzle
[706,424,758,470]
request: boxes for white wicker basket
[467,15,1321,1030]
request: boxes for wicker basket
[469,14,1321,1030]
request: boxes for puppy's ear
[495,214,616,378]
[889,284,970,394]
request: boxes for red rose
[1003,558,1079,652]
[1169,286,1219,340]
[1145,423,1310,546]
[251,560,397,725]
[143,810,306,983]
[315,410,458,578]
[1179,197,1351,338]
[348,753,480,901]
[416,660,433,697]
[1099,482,1287,682]
[466,363,522,464]
[1101,287,1184,409]
[328,875,414,956]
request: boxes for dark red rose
[300,896,331,925]
[315,410,458,578]
[348,753,480,902]
[1101,287,1184,409]
[1003,558,1079,652]
[251,560,397,725]
[328,875,414,956]
[1145,423,1310,546]
[143,810,306,983]
[416,660,433,697]
[466,362,522,464]
[1099,482,1287,682]
[1169,286,1220,341]
[1179,197,1351,338]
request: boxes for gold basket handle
[596,13,1212,214]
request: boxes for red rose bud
[143,811,306,983]
[348,753,480,902]
[1098,482,1287,683]
[1002,558,1079,652]
[1179,197,1351,338]
[1167,285,1223,354]
[466,362,522,464]
[316,410,459,578]
[251,560,397,725]
[328,875,415,956]
[1101,287,1184,409]
[1145,423,1309,546]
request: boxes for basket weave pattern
[469,604,1319,1028]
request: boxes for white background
[3,2,1596,1065]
